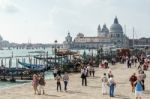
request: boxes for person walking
[63,72,69,91]
[53,67,58,79]
[127,59,131,68]
[134,76,143,99]
[101,73,108,95]
[32,74,39,95]
[129,73,137,92]
[108,75,116,97]
[81,67,87,86]
[89,66,92,76]
[140,71,146,91]
[108,69,113,78]
[38,75,46,95]
[57,67,61,77]
[55,74,62,91]
[91,66,95,77]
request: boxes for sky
[0,0,150,44]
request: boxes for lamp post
[97,47,100,65]
[54,40,57,65]
[110,48,112,59]
[100,45,103,62]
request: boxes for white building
[63,17,129,49]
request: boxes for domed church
[63,17,129,49]
[110,17,124,47]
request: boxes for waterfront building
[63,17,129,49]
[129,37,150,49]
[0,35,10,49]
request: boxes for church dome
[77,33,84,38]
[101,24,109,34]
[110,17,123,33]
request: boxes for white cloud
[0,0,150,43]
[0,0,18,13]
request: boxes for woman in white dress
[101,73,108,95]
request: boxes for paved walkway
[0,63,150,99]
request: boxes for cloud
[0,0,19,13]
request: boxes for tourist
[53,67,58,78]
[143,58,148,70]
[127,58,131,68]
[55,74,62,91]
[63,72,69,91]
[87,64,91,76]
[101,73,108,95]
[57,67,61,77]
[101,60,105,68]
[108,75,116,97]
[140,71,146,91]
[138,67,143,74]
[134,56,138,67]
[91,66,95,77]
[111,58,116,65]
[32,74,39,94]
[104,59,108,68]
[81,67,87,86]
[89,65,92,76]
[38,74,46,95]
[134,76,143,99]
[129,73,137,92]
[108,69,113,78]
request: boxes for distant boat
[34,56,63,60]
[28,51,45,53]
[18,60,44,69]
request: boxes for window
[116,34,120,37]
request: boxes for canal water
[0,48,54,89]
[0,48,97,89]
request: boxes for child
[38,75,46,95]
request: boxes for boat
[18,60,44,69]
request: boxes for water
[0,72,54,89]
[0,80,31,89]
[0,48,54,89]
[0,48,95,89]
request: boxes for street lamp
[54,40,57,65]
[100,45,103,62]
[110,48,112,59]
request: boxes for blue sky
[0,0,150,43]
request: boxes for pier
[0,49,78,82]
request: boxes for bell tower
[97,24,101,36]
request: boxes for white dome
[101,24,109,34]
[77,33,84,37]
[110,17,123,33]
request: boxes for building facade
[63,17,129,49]
[129,37,150,49]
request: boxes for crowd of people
[129,70,147,99]
[124,54,148,99]
[31,54,149,99]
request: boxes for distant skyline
[0,0,150,44]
